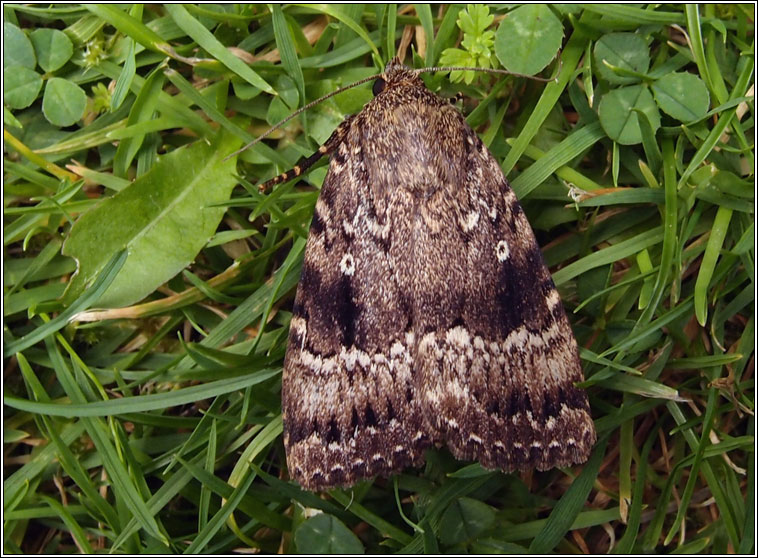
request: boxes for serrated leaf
[294,513,365,554]
[495,4,563,75]
[598,85,661,145]
[458,4,494,36]
[42,77,87,127]
[440,47,478,84]
[61,131,242,308]
[30,28,74,72]
[651,72,710,122]
[453,4,496,73]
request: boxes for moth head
[376,57,424,95]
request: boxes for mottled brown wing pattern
[416,127,596,471]
[281,59,595,491]
[281,120,432,492]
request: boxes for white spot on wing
[496,240,510,262]
[339,253,355,275]
[445,326,471,348]
[546,288,561,309]
[390,341,405,358]
[461,210,480,232]
[341,347,357,371]
[357,351,371,368]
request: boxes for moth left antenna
[225,72,383,161]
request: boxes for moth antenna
[228,61,563,161]
[225,72,383,161]
[416,60,562,83]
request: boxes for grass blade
[528,437,608,553]
[3,250,127,357]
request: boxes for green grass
[3,4,754,554]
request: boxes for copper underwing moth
[256,58,596,491]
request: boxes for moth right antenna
[225,72,383,161]
[416,59,563,83]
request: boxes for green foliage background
[3,4,754,554]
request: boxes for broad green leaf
[651,72,710,123]
[4,22,36,69]
[495,4,563,75]
[294,513,365,554]
[438,497,496,545]
[3,65,43,109]
[598,85,661,145]
[42,77,87,127]
[29,28,73,72]
[594,32,650,85]
[61,131,242,307]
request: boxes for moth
[265,58,596,491]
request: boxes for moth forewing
[266,58,596,491]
